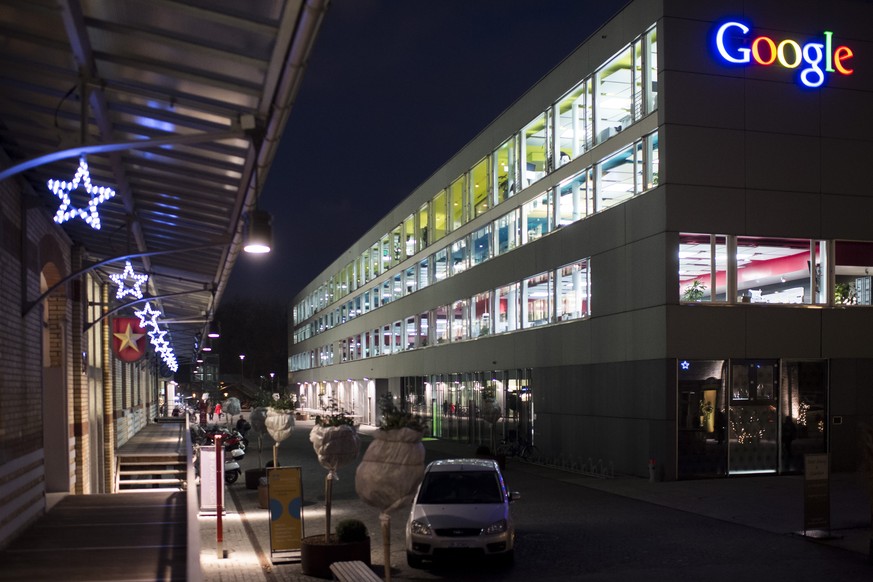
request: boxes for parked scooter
[192,431,246,484]
[223,446,245,484]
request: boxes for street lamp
[270,371,276,394]
[239,354,245,380]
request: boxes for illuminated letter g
[716,21,751,64]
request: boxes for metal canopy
[0,0,328,367]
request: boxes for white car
[405,458,520,568]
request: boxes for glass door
[781,361,828,473]
[728,360,779,474]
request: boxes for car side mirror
[508,491,521,502]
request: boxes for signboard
[111,317,147,362]
[712,20,854,88]
[199,445,224,515]
[803,453,830,532]
[267,466,304,563]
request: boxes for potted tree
[244,393,271,489]
[682,280,707,302]
[355,393,426,582]
[300,400,364,578]
[265,392,296,466]
[300,516,371,579]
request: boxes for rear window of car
[417,470,503,504]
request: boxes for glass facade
[292,24,659,330]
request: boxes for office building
[289,0,873,479]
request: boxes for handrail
[185,414,203,581]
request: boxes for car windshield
[417,470,503,504]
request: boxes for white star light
[47,156,116,230]
[132,302,179,372]
[134,302,162,329]
[110,261,149,300]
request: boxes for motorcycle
[192,430,246,484]
[191,424,248,449]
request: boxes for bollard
[648,458,657,483]
[215,434,224,559]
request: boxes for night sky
[225,0,629,305]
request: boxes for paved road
[202,420,871,581]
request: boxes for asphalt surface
[200,419,872,581]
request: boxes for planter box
[300,535,370,579]
[245,467,266,490]
[258,478,269,509]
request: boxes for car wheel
[406,551,424,568]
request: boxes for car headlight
[483,519,507,535]
[410,519,433,536]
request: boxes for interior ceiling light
[243,209,272,254]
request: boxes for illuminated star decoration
[113,322,146,353]
[47,156,116,230]
[109,261,149,300]
[133,301,178,372]
[134,302,162,329]
[680,360,690,370]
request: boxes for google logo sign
[714,21,854,88]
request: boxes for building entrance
[678,358,827,479]
[728,360,779,474]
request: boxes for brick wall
[0,176,74,545]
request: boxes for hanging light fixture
[207,321,221,339]
[243,208,272,254]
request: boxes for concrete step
[120,469,186,476]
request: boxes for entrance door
[728,360,779,475]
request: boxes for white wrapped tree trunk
[265,409,295,443]
[309,425,360,472]
[310,424,361,542]
[355,427,425,513]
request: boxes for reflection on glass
[496,209,519,255]
[450,238,469,275]
[556,79,591,163]
[450,176,465,232]
[471,224,492,266]
[597,145,635,211]
[557,169,591,227]
[434,306,448,344]
[418,203,429,252]
[522,113,548,186]
[496,283,519,333]
[523,272,552,328]
[471,157,490,218]
[595,46,633,144]
[522,192,551,244]
[736,236,822,304]
[493,137,516,203]
[471,291,492,338]
[434,247,448,282]
[451,299,468,342]
[432,190,447,243]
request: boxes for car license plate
[448,541,470,548]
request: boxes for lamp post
[239,354,245,381]
[270,372,276,394]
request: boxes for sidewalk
[198,422,872,580]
